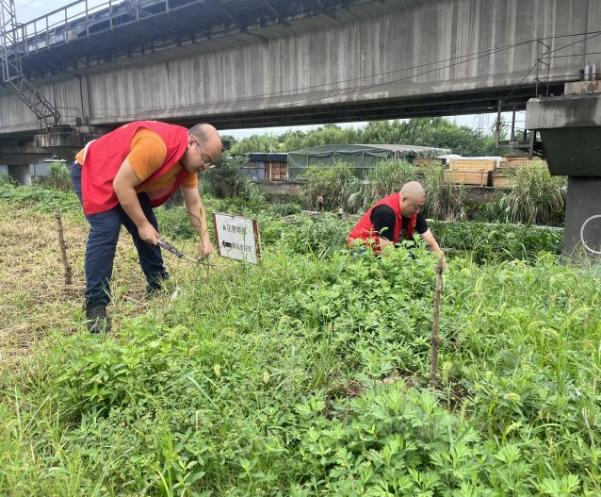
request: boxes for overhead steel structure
[1,0,61,128]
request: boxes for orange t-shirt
[75,129,197,200]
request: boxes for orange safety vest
[81,121,189,215]
[347,192,417,251]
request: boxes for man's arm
[420,229,446,268]
[181,186,213,259]
[113,160,159,244]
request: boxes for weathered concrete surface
[527,92,601,257]
[564,177,601,257]
[0,141,52,165]
[1,0,598,134]
[6,165,32,185]
[526,95,601,176]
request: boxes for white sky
[15,0,104,23]
[14,0,522,141]
[225,113,521,140]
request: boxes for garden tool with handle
[158,238,215,267]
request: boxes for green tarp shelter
[287,143,450,179]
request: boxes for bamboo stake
[55,208,72,286]
[429,255,445,388]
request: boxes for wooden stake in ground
[429,255,445,388]
[55,208,73,285]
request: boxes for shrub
[499,162,566,225]
[202,158,264,206]
[299,162,360,212]
[38,161,72,192]
[281,214,353,257]
[359,160,418,209]
[430,220,563,262]
[422,165,467,221]
[270,202,302,217]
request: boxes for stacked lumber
[443,169,490,187]
[491,167,516,188]
[412,157,445,167]
[441,156,547,188]
[492,158,547,188]
[444,157,501,187]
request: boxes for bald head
[399,181,426,216]
[189,123,222,150]
[181,123,223,173]
[401,181,425,199]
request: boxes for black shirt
[370,205,428,241]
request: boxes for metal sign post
[213,212,261,264]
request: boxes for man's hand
[182,186,213,260]
[138,222,160,245]
[436,251,446,271]
[198,239,213,259]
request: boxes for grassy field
[0,183,599,497]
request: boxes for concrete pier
[527,84,601,258]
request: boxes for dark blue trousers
[71,163,168,307]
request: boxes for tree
[230,118,498,156]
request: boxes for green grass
[0,181,592,496]
[1,241,600,496]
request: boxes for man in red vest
[347,181,445,261]
[71,120,222,333]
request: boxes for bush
[358,160,418,210]
[430,220,563,262]
[422,165,467,221]
[0,178,80,213]
[269,202,302,217]
[299,162,360,212]
[38,161,72,192]
[202,158,264,207]
[499,162,566,225]
[281,214,353,257]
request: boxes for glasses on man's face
[200,152,216,169]
[190,137,215,169]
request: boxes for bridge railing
[14,0,121,54]
[7,0,194,56]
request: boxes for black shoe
[85,304,111,334]
[145,284,164,299]
[145,273,168,299]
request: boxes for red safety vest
[81,121,189,215]
[347,192,417,251]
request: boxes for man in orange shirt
[71,120,222,333]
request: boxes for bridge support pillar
[7,165,32,185]
[527,80,601,260]
[34,126,108,161]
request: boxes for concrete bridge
[0,0,599,171]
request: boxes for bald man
[71,120,222,333]
[347,181,444,259]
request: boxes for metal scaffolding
[1,0,60,128]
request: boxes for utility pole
[1,0,61,128]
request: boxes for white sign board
[213,213,261,264]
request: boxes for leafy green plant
[499,163,566,225]
[202,157,264,207]
[281,214,352,257]
[0,178,81,213]
[430,220,563,262]
[359,160,418,209]
[299,162,360,212]
[422,165,467,221]
[2,182,597,497]
[37,161,72,192]
[269,202,302,217]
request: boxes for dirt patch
[0,202,201,368]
